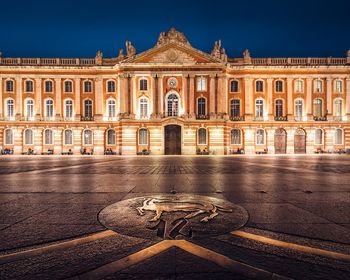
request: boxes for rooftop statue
[243,49,252,63]
[118,48,125,60]
[126,40,136,57]
[211,40,227,62]
[156,27,191,46]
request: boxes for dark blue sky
[1,0,349,58]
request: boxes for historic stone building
[0,28,349,155]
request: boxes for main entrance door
[294,128,306,154]
[164,125,181,155]
[274,128,287,154]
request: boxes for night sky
[1,0,349,58]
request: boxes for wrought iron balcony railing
[230,116,245,121]
[80,116,94,121]
[196,114,210,120]
[313,116,327,121]
[274,116,288,121]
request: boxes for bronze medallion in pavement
[98,195,248,240]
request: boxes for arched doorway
[164,125,181,155]
[294,128,306,154]
[274,128,287,154]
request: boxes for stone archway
[294,128,306,154]
[274,128,287,154]
[164,125,181,155]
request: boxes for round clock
[168,78,178,88]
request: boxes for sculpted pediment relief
[147,48,197,64]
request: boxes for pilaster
[95,77,103,120]
[209,75,216,116]
[54,78,60,119]
[267,78,273,120]
[15,77,22,120]
[306,78,313,120]
[0,79,3,118]
[189,75,195,118]
[326,77,333,119]
[74,78,81,120]
[244,77,253,120]
[346,78,350,117]
[287,78,293,119]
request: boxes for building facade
[0,28,350,155]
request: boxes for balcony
[164,112,179,118]
[63,117,75,121]
[274,116,288,121]
[196,114,210,120]
[80,116,94,121]
[313,116,327,121]
[254,116,264,121]
[230,116,245,121]
[333,116,343,121]
[294,116,303,122]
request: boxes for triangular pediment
[122,42,222,65]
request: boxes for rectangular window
[197,77,207,91]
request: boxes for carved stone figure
[156,27,190,46]
[125,40,136,57]
[95,50,103,65]
[118,48,125,59]
[243,49,252,64]
[211,40,227,62]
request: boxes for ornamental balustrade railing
[196,114,210,120]
[274,116,288,121]
[313,116,328,121]
[230,116,245,121]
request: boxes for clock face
[168,78,178,88]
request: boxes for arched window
[84,99,93,118]
[334,99,342,118]
[84,81,92,93]
[6,80,14,92]
[256,129,265,145]
[313,99,323,118]
[107,129,116,145]
[25,99,34,119]
[275,80,283,92]
[45,80,53,92]
[230,80,239,92]
[230,99,240,117]
[139,79,148,91]
[315,129,323,145]
[44,129,53,145]
[275,99,283,118]
[138,128,148,145]
[45,99,54,118]
[6,99,14,118]
[24,129,33,145]
[335,129,343,145]
[83,130,93,145]
[25,80,33,92]
[335,80,343,93]
[231,129,241,145]
[4,129,13,145]
[166,93,179,116]
[64,129,73,145]
[314,80,323,92]
[256,80,264,92]
[64,80,73,92]
[139,98,148,118]
[107,99,116,118]
[197,97,206,116]
[295,80,303,93]
[107,80,115,92]
[197,77,207,91]
[294,99,303,120]
[255,99,264,118]
[198,128,207,145]
[65,99,73,119]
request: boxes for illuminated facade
[0,28,349,155]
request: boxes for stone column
[15,77,22,120]
[152,74,158,116]
[306,78,313,120]
[54,78,61,119]
[130,75,135,117]
[74,78,81,120]
[182,75,188,117]
[244,77,253,120]
[125,74,130,115]
[346,78,350,117]
[287,78,293,119]
[267,78,273,120]
[326,78,333,119]
[95,77,103,120]
[221,76,228,115]
[0,79,3,118]
[118,75,124,114]
[217,76,223,114]
[209,75,216,117]
[158,75,163,114]
[189,75,195,118]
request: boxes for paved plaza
[0,155,349,279]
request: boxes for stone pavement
[0,155,349,279]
